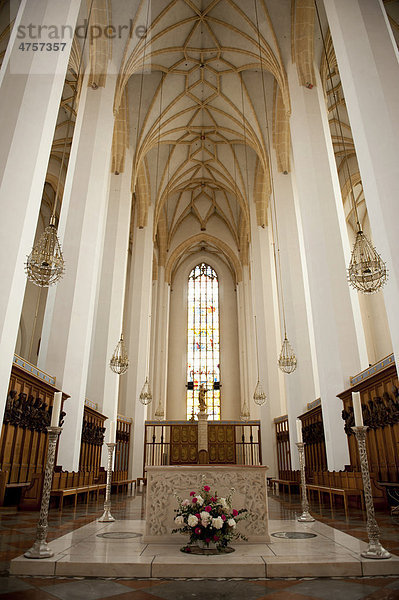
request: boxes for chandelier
[315,1,387,294]
[25,215,65,286]
[139,376,152,405]
[278,335,298,374]
[348,229,388,294]
[109,334,129,375]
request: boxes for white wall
[166,251,240,420]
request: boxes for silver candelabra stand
[352,426,391,559]
[98,442,116,522]
[24,426,62,558]
[296,442,315,522]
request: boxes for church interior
[0,0,399,596]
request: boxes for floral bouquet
[172,483,248,552]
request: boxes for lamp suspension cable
[25,1,95,287]
[139,56,164,406]
[253,0,297,374]
[315,0,387,294]
[110,0,151,376]
[238,71,258,417]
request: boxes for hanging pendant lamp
[109,334,129,375]
[139,376,152,405]
[25,215,65,287]
[278,334,298,375]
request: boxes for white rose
[181,499,189,507]
[200,511,210,521]
[187,514,199,527]
[212,516,224,530]
[196,495,204,506]
[228,518,236,528]
[174,515,184,525]
[219,497,228,509]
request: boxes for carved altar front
[143,465,270,543]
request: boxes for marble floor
[0,486,398,599]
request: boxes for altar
[143,464,270,543]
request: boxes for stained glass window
[187,263,220,420]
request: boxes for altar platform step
[10,518,399,579]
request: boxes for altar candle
[109,420,116,443]
[352,392,363,426]
[296,419,303,443]
[51,392,62,427]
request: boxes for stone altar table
[143,465,270,543]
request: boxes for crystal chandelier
[25,215,65,286]
[109,334,129,375]
[315,3,387,294]
[348,229,388,294]
[278,335,298,374]
[139,376,152,405]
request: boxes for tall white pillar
[242,265,257,416]
[272,159,318,468]
[249,202,284,476]
[324,0,399,374]
[38,74,116,470]
[126,205,154,480]
[288,63,368,470]
[0,0,80,431]
[152,266,170,418]
[86,150,133,454]
[236,281,249,415]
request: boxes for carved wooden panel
[274,416,291,477]
[299,406,328,474]
[338,363,399,482]
[170,425,198,464]
[0,364,67,486]
[208,424,236,463]
[115,419,131,474]
[79,406,106,477]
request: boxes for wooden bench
[270,478,300,500]
[111,470,136,494]
[307,483,364,518]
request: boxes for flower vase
[197,540,217,550]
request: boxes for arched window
[187,263,220,420]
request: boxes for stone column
[236,282,249,416]
[152,266,170,419]
[38,73,116,470]
[271,154,318,469]
[86,149,133,457]
[0,0,80,431]
[125,205,154,480]
[288,63,368,470]
[249,200,284,476]
[324,0,399,374]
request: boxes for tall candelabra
[352,426,391,559]
[296,442,315,523]
[98,442,116,522]
[24,426,62,558]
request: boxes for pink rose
[205,537,211,543]
[232,509,238,516]
[213,535,219,541]
[205,505,212,512]
[195,527,201,534]
[221,514,226,521]
[190,491,195,496]
[203,485,210,492]
[210,497,216,502]
[192,497,197,503]
[195,513,201,518]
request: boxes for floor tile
[0,576,34,594]
[128,579,268,600]
[290,579,379,599]
[41,579,133,600]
